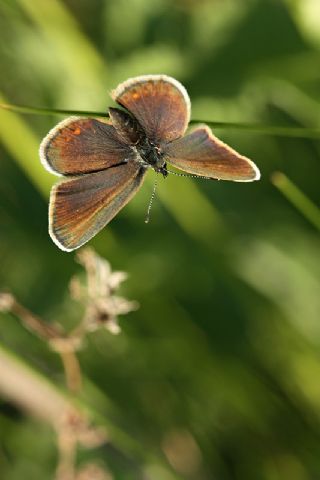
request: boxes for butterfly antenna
[145,179,158,224]
[166,169,212,180]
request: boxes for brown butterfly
[40,75,260,251]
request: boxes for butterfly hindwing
[164,126,260,182]
[112,75,190,144]
[49,163,146,251]
[40,117,133,176]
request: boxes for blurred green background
[1,0,320,479]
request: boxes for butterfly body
[135,139,167,176]
[40,74,260,251]
[109,106,167,177]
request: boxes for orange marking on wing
[73,127,81,135]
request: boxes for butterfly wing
[40,117,132,176]
[111,75,190,144]
[164,126,260,181]
[49,163,146,251]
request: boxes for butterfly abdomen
[109,107,144,146]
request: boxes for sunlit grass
[1,0,320,478]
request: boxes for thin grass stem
[1,103,320,138]
[271,172,320,231]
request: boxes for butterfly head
[138,139,168,177]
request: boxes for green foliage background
[1,0,320,478]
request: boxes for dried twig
[71,247,138,335]
[0,248,138,480]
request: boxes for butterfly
[40,74,260,252]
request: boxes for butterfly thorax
[137,138,168,177]
[109,107,167,177]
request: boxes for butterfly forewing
[49,163,146,251]
[164,126,260,182]
[40,117,133,176]
[112,75,190,144]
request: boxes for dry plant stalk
[0,346,107,480]
[0,247,138,480]
[71,247,138,336]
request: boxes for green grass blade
[17,0,108,104]
[2,104,320,138]
[0,103,109,118]
[271,172,320,231]
[0,95,53,196]
[190,120,320,138]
